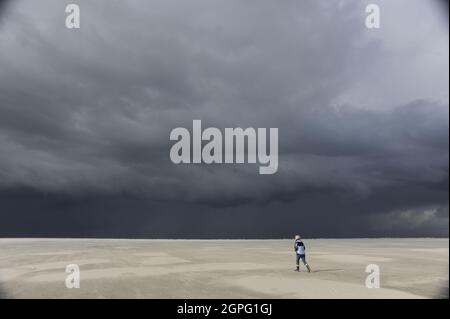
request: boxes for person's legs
[295,254,300,271]
[300,255,311,272]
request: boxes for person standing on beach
[294,235,311,272]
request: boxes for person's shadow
[310,268,344,273]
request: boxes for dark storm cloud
[0,0,448,237]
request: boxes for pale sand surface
[0,238,448,299]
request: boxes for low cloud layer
[0,0,448,237]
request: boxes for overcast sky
[0,0,448,238]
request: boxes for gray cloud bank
[0,0,448,237]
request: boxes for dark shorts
[296,254,307,265]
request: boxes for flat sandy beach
[0,238,448,298]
